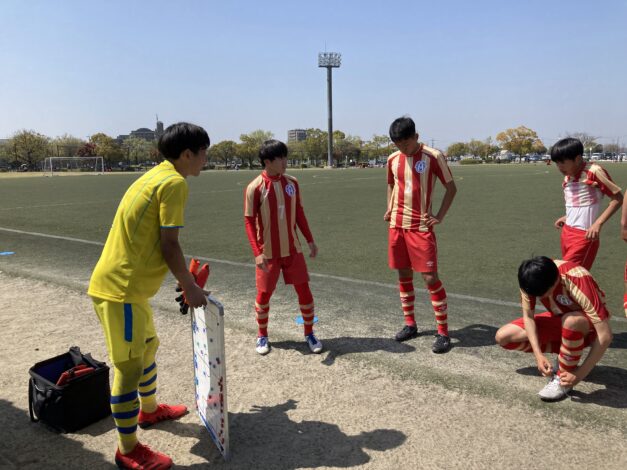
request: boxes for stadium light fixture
[318,52,341,167]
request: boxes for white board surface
[191,296,229,460]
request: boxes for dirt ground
[1,272,626,469]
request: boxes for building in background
[288,129,307,143]
[116,117,164,144]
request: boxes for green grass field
[1,163,626,432]
[1,163,625,309]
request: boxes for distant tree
[124,136,152,165]
[50,134,84,158]
[7,130,50,169]
[77,142,97,157]
[496,126,544,161]
[303,128,328,166]
[565,132,599,157]
[208,140,237,168]
[446,142,468,158]
[239,130,274,168]
[604,143,620,154]
[89,133,124,165]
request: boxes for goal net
[42,156,104,176]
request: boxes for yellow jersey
[88,160,188,302]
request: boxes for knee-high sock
[294,282,315,336]
[558,327,584,376]
[428,280,448,336]
[399,277,416,327]
[623,293,627,318]
[110,357,143,454]
[255,291,272,337]
[139,336,159,413]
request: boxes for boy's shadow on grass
[449,324,498,348]
[609,332,627,349]
[515,365,627,408]
[168,399,406,469]
[272,336,415,366]
[0,399,111,468]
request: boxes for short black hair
[158,122,210,160]
[389,116,416,142]
[550,137,584,163]
[259,139,288,164]
[518,256,559,297]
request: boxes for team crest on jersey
[556,295,572,306]
[414,160,427,174]
[285,183,296,197]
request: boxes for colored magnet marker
[295,316,318,325]
[0,252,15,256]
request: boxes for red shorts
[388,228,438,272]
[256,252,309,293]
[560,224,599,270]
[510,311,596,350]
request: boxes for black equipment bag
[28,346,111,433]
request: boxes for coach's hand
[308,242,318,258]
[535,355,552,377]
[554,216,566,229]
[184,283,209,309]
[255,254,269,273]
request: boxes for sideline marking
[4,225,621,316]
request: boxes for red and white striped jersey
[244,171,313,259]
[521,260,611,324]
[387,144,453,231]
[562,162,621,229]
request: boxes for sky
[1,0,626,148]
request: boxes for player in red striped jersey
[550,138,623,270]
[384,117,457,353]
[244,140,322,355]
[495,257,614,401]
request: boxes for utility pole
[318,52,341,167]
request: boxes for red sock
[255,291,272,337]
[294,283,314,336]
[428,280,448,336]
[399,277,416,327]
[558,327,584,376]
[623,293,627,318]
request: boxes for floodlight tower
[318,52,341,167]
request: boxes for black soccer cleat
[432,334,451,353]
[395,325,418,342]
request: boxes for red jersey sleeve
[243,182,262,257]
[587,165,622,197]
[295,181,314,243]
[563,274,610,324]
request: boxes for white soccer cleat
[255,336,270,355]
[538,374,572,402]
[305,333,323,354]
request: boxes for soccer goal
[42,156,104,176]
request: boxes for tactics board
[191,296,229,460]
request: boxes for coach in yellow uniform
[88,122,209,470]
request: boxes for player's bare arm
[308,242,318,258]
[622,192,627,241]
[426,180,457,227]
[554,215,566,229]
[161,227,207,308]
[560,319,612,387]
[586,191,623,240]
[384,184,393,221]
[522,309,552,376]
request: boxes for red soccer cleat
[114,443,172,469]
[138,404,188,429]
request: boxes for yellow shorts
[92,298,157,364]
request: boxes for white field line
[3,225,625,321]
[0,225,520,308]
